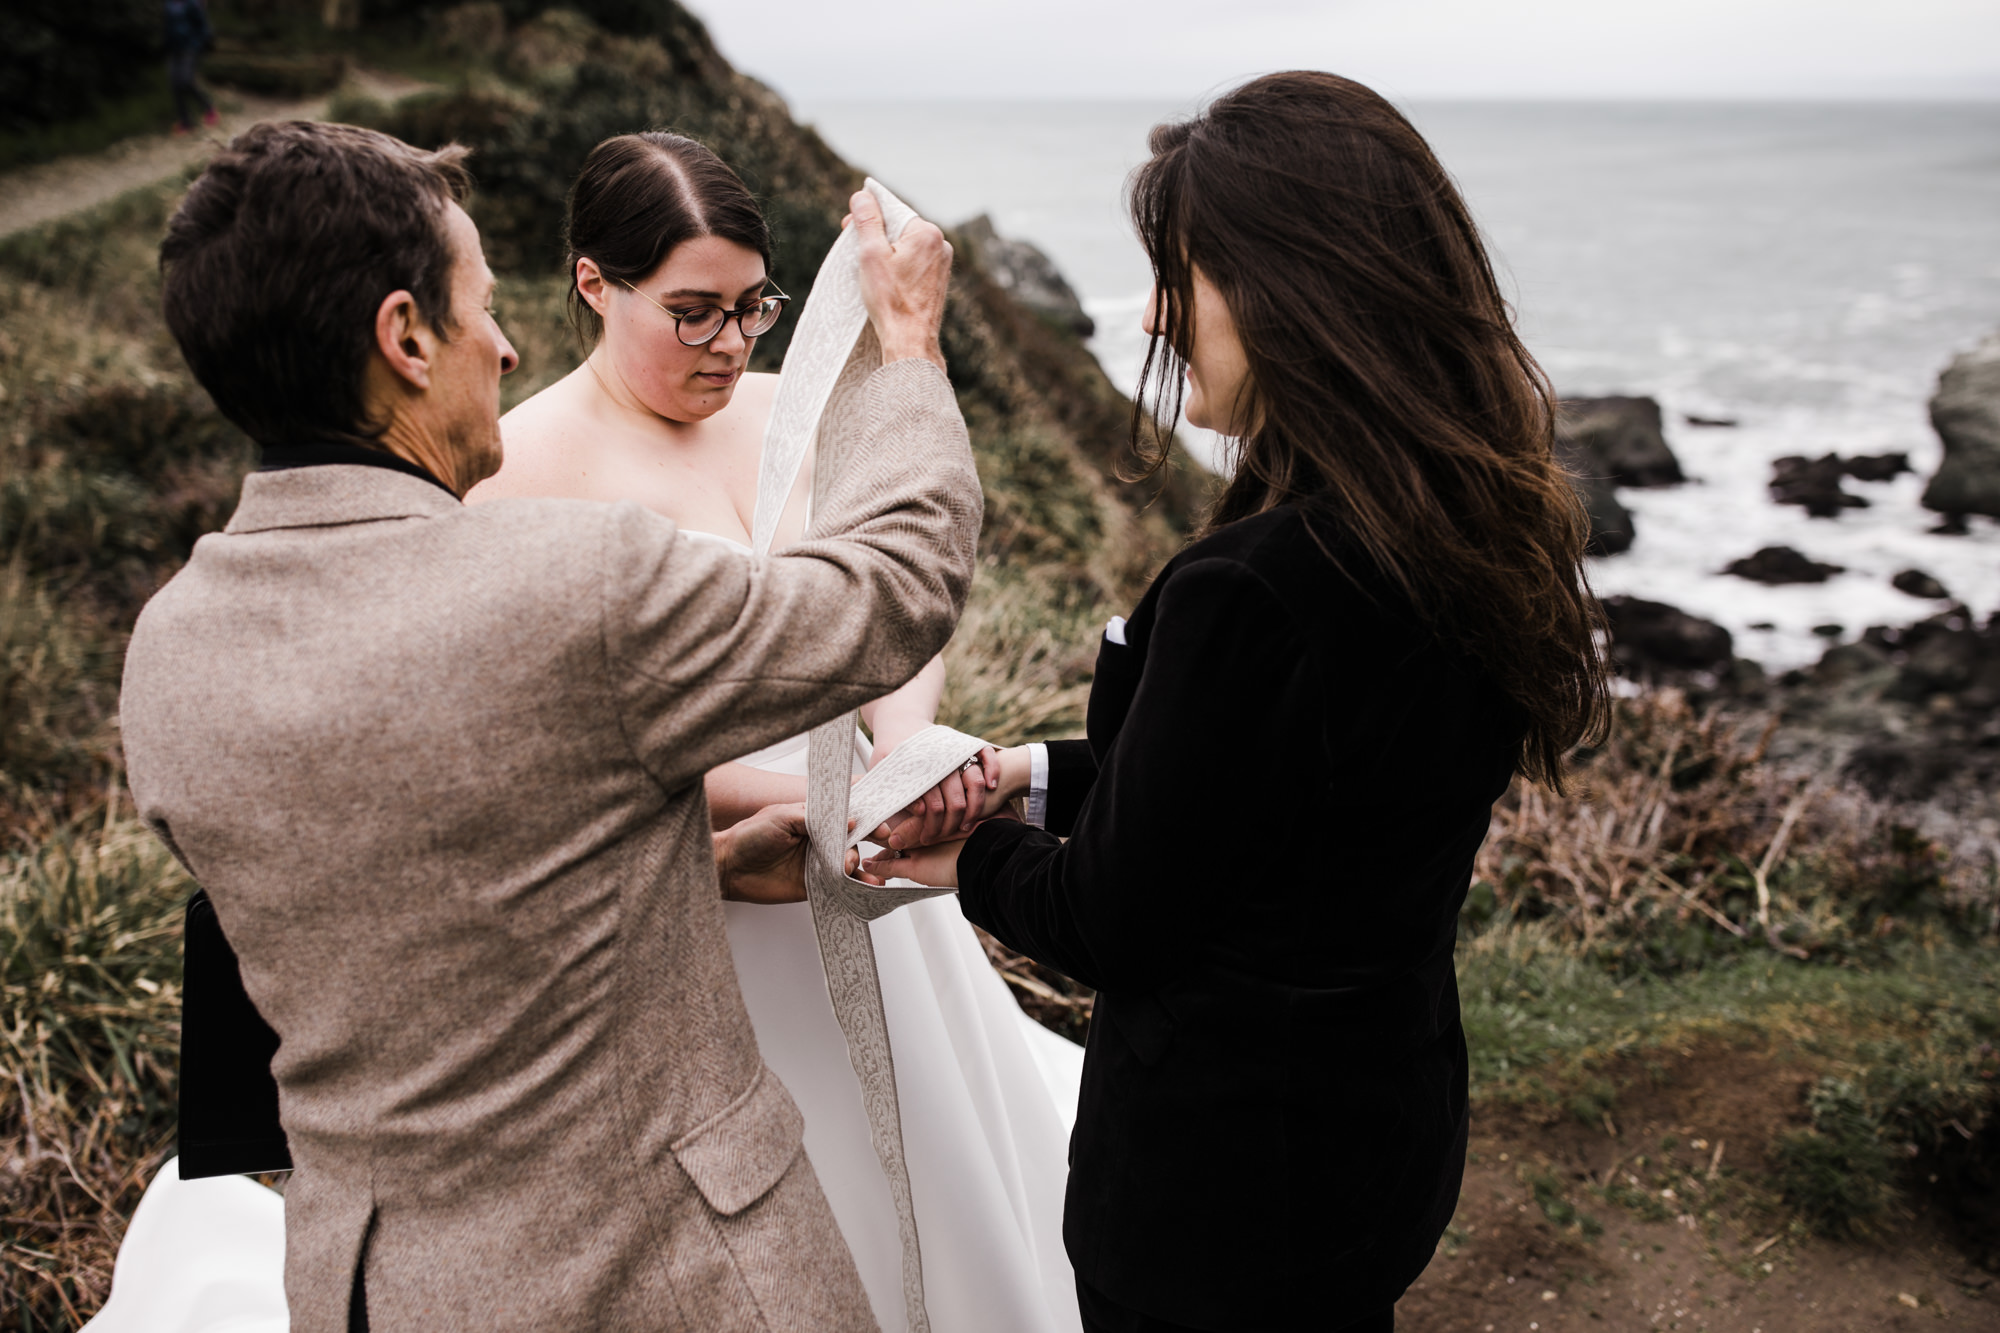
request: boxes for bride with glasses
[470,131,1084,1333]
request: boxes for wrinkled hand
[718,806,888,903]
[868,746,1004,851]
[716,802,811,903]
[845,189,950,369]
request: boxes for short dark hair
[563,131,772,347]
[160,120,473,449]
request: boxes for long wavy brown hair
[1131,71,1608,788]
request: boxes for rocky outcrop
[1552,396,1681,555]
[1770,454,1868,517]
[955,216,1094,339]
[1823,611,2000,801]
[1843,453,1912,483]
[1923,330,2000,521]
[1556,396,1684,487]
[1601,595,1733,675]
[1724,546,1843,585]
[1892,569,1952,601]
[1569,473,1635,556]
[1867,611,2000,708]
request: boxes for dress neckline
[682,528,755,554]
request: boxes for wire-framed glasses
[620,279,791,346]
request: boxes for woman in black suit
[876,71,1607,1332]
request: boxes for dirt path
[0,69,431,239]
[1400,1043,1999,1331]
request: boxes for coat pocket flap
[669,1065,806,1216]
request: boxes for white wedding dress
[85,598,1085,1333]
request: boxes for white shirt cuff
[1025,742,1050,830]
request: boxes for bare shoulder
[474,371,598,503]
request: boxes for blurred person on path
[164,0,217,134]
[104,119,979,1332]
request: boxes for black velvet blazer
[958,504,1523,1329]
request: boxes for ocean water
[799,99,2000,670]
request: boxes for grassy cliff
[0,7,1203,1320]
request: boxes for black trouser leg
[168,50,211,127]
[1076,1275,1394,1333]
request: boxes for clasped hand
[859,744,1034,889]
[715,806,886,903]
[717,747,1031,900]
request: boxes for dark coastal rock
[1923,330,2000,521]
[1813,639,1893,685]
[1892,568,1952,600]
[1550,396,1659,554]
[1724,545,1844,585]
[1880,612,2000,708]
[1770,453,1868,517]
[956,215,1095,339]
[1569,472,1635,556]
[1555,396,1685,488]
[1763,613,1991,803]
[1830,610,2000,801]
[1857,609,1999,704]
[1683,413,1739,428]
[1601,595,1733,675]
[1774,606,2000,806]
[1842,452,1912,483]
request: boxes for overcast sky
[679,0,2000,104]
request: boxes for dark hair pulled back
[1130,71,1608,789]
[563,131,771,346]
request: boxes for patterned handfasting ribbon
[751,179,991,1333]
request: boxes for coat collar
[224,465,462,534]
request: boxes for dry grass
[1,809,186,1329]
[1473,690,1998,969]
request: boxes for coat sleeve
[601,359,983,791]
[956,557,1306,994]
[1039,739,1098,837]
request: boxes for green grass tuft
[1770,1077,1898,1237]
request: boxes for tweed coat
[119,359,981,1333]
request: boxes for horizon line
[792,91,2000,107]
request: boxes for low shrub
[0,0,160,135]
[1470,690,1998,967]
